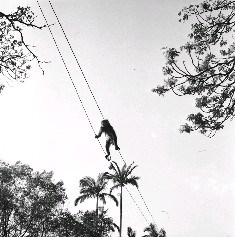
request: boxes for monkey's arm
[95,127,103,138]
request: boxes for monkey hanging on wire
[95,119,120,160]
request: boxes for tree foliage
[0,160,66,237]
[0,6,44,91]
[77,209,119,237]
[143,223,166,237]
[74,173,118,217]
[104,161,140,237]
[152,0,235,137]
[0,160,164,237]
[0,160,121,237]
[127,226,137,237]
[104,161,140,192]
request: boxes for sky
[1,0,235,237]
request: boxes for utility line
[125,187,149,224]
[137,188,157,226]
[48,0,105,120]
[48,0,127,165]
[36,0,106,156]
[38,0,157,227]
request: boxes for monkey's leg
[111,133,120,150]
[113,138,120,150]
[105,140,111,160]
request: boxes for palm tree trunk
[96,195,99,231]
[120,185,123,237]
[96,195,99,217]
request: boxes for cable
[137,188,157,226]
[36,0,106,156]
[125,187,149,224]
[47,0,128,165]
[48,0,105,120]
[48,0,128,166]
[37,0,157,227]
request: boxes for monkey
[95,119,120,160]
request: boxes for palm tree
[159,229,166,237]
[104,161,140,237]
[143,223,166,237]
[143,223,158,237]
[74,173,118,217]
[127,227,136,237]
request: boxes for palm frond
[121,162,127,174]
[103,172,114,180]
[74,194,93,206]
[110,161,122,176]
[125,176,140,188]
[126,162,138,177]
[110,183,121,193]
[80,187,96,195]
[143,226,151,232]
[97,172,108,187]
[108,162,115,171]
[101,192,119,206]
[79,176,95,188]
[99,193,107,205]
[112,222,120,232]
[97,172,105,181]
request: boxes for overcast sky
[1,1,235,237]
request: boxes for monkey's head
[101,119,110,127]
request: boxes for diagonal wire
[48,0,127,167]
[36,0,106,156]
[48,0,104,119]
[125,187,149,225]
[37,0,157,228]
[137,188,157,226]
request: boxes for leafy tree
[0,160,67,237]
[0,7,44,90]
[104,161,140,237]
[152,0,235,137]
[78,209,119,237]
[143,223,166,237]
[50,210,84,237]
[74,173,118,217]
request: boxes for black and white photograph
[0,0,234,236]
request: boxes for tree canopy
[74,173,118,217]
[152,0,235,137]
[0,160,66,237]
[0,6,44,91]
[143,223,166,237]
[104,161,140,237]
[0,161,120,237]
[78,209,119,237]
[0,156,166,237]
